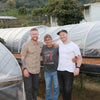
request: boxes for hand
[72,56,77,63]
[74,68,80,76]
[24,69,29,78]
[53,43,59,48]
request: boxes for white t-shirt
[57,41,81,73]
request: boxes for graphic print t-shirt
[41,45,59,72]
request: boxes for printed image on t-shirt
[44,50,54,64]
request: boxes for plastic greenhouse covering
[0,25,49,53]
[0,43,22,82]
[0,43,24,100]
[0,82,24,100]
[0,22,100,57]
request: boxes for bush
[18,7,27,15]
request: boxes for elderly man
[41,34,59,100]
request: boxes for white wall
[83,2,100,22]
[91,2,100,21]
[50,16,58,27]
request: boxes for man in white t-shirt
[57,30,82,100]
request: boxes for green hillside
[0,0,48,9]
[0,0,85,28]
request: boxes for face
[44,37,52,46]
[30,30,39,41]
[59,32,68,42]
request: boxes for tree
[43,0,58,14]
[0,37,6,45]
[32,8,43,16]
[16,1,24,8]
[18,7,27,15]
[6,0,16,9]
[43,0,84,25]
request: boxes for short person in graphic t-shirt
[57,30,82,100]
[41,34,59,100]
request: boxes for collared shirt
[21,40,43,74]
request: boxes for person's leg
[52,71,59,100]
[44,72,52,100]
[23,73,33,100]
[32,74,39,100]
[57,71,65,100]
[63,71,74,100]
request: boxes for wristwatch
[76,66,80,69]
[23,67,27,71]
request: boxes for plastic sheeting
[0,43,22,82]
[0,22,100,57]
[0,82,24,100]
[0,16,18,20]
[68,22,100,57]
[0,25,48,53]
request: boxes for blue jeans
[44,71,59,100]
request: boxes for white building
[83,2,100,22]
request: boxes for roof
[0,16,18,20]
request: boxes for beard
[32,36,38,41]
[61,37,67,42]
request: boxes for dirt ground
[37,97,44,100]
[16,58,100,100]
[38,77,100,100]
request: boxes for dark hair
[57,30,68,35]
[44,34,52,40]
[30,28,38,32]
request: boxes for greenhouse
[0,21,100,57]
[0,42,24,100]
[0,21,100,100]
[0,25,49,53]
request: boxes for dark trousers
[57,71,74,100]
[23,73,39,100]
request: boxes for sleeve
[41,44,45,56]
[57,47,59,56]
[20,43,28,57]
[74,44,81,57]
[41,49,43,56]
[40,42,43,48]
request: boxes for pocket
[28,47,36,54]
